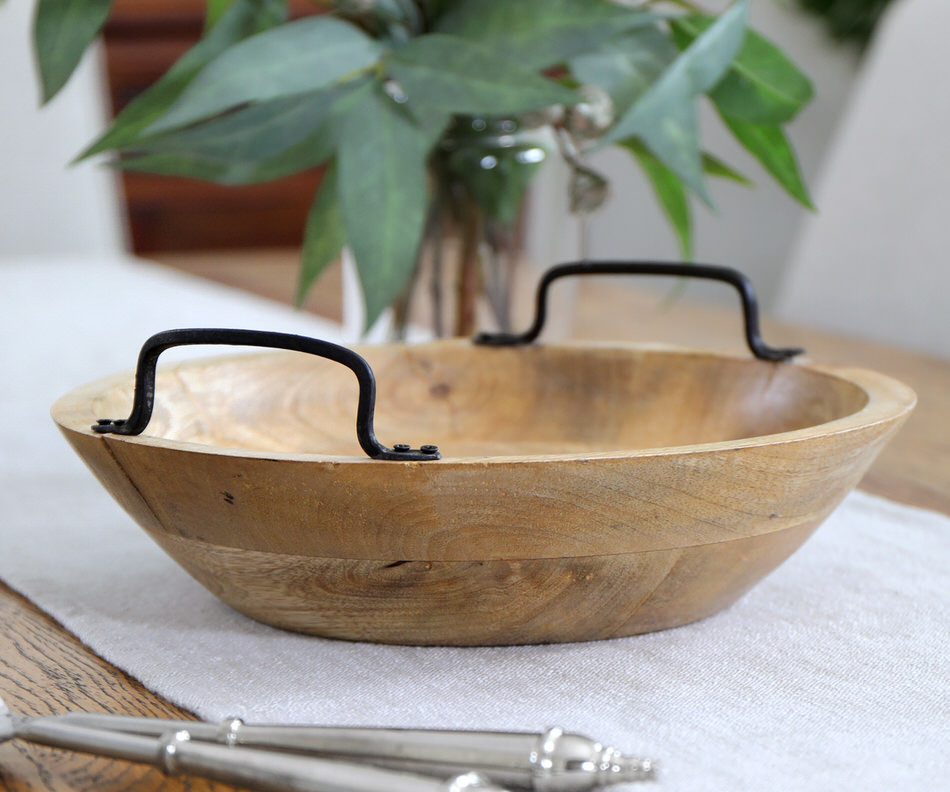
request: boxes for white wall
[0,0,126,258]
[776,0,950,359]
[552,1,863,309]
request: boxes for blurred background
[3,0,947,356]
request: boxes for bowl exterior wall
[145,520,819,645]
[56,407,906,645]
[65,415,900,561]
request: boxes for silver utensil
[1,696,509,792]
[52,714,656,790]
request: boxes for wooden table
[2,267,948,791]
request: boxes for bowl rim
[51,340,917,466]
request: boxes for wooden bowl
[52,340,915,645]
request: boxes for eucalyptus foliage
[797,0,895,47]
[34,0,814,329]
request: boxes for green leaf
[368,0,424,40]
[148,16,385,134]
[34,0,113,102]
[385,34,578,120]
[569,27,678,116]
[702,152,752,185]
[671,15,813,124]
[719,113,813,208]
[80,0,286,158]
[417,0,446,19]
[114,83,351,184]
[621,139,691,259]
[205,0,233,30]
[433,0,661,69]
[601,0,749,203]
[297,160,346,305]
[334,82,445,329]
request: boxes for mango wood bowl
[51,341,914,645]
[51,264,915,645]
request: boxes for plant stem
[389,282,413,342]
[390,232,425,341]
[455,197,482,337]
[429,204,445,338]
[483,219,516,332]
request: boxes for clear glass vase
[391,114,555,340]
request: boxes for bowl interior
[84,343,869,458]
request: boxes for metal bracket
[92,328,440,461]
[474,260,804,362]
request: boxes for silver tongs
[3,697,498,791]
[2,697,656,791]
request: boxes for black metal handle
[92,328,440,461]
[474,261,803,362]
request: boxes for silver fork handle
[15,718,509,792]
[56,714,657,790]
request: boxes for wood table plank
[0,585,246,791]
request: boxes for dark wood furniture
[101,0,324,254]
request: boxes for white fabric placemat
[1,257,948,790]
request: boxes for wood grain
[570,280,950,515]
[152,519,822,645]
[51,343,914,644]
[0,586,245,792]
